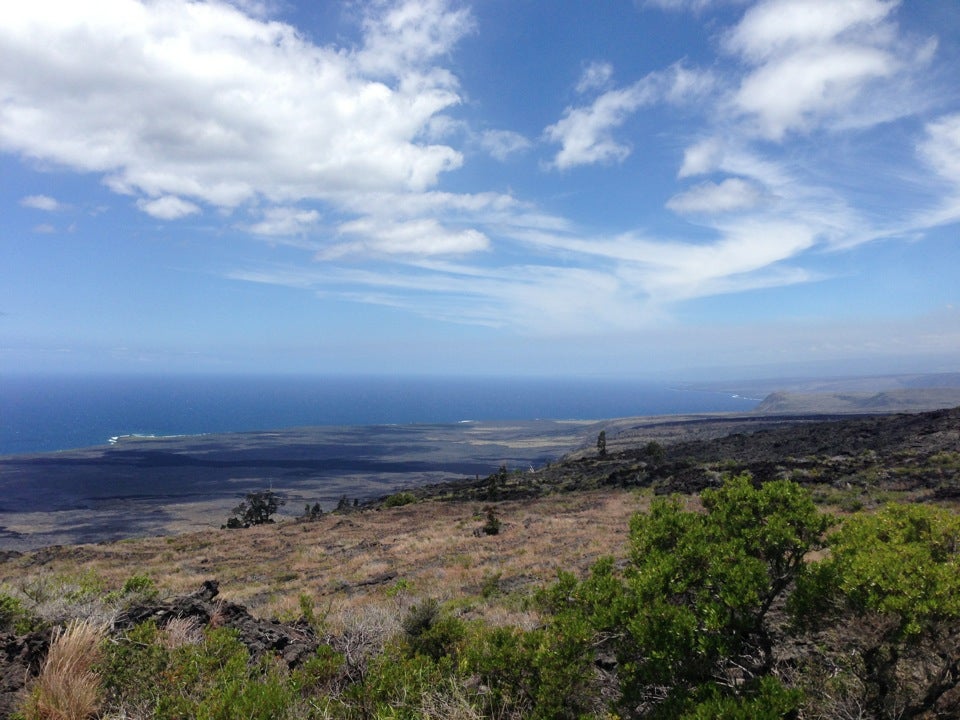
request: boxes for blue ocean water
[0,375,759,456]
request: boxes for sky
[2,0,960,379]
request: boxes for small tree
[482,506,501,536]
[552,475,829,715]
[302,502,323,520]
[596,430,607,457]
[643,440,665,464]
[224,490,284,528]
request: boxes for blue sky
[2,0,959,379]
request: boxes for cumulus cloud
[20,194,61,211]
[667,178,767,213]
[723,0,930,139]
[545,63,713,170]
[734,44,896,139]
[356,0,474,76]
[137,196,201,220]
[725,0,896,61]
[0,0,470,221]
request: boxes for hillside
[755,388,960,413]
[412,406,960,506]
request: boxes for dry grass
[20,619,106,720]
[160,615,203,650]
[0,488,649,623]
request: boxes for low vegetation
[3,473,958,719]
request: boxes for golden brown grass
[0,489,649,623]
[20,619,105,720]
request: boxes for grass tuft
[20,619,106,720]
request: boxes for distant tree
[302,502,323,520]
[224,489,284,528]
[643,440,665,464]
[335,495,350,512]
[596,430,607,457]
[487,465,509,500]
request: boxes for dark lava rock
[0,630,49,718]
[116,579,319,669]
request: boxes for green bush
[100,622,301,719]
[383,491,417,508]
[549,475,830,714]
[793,503,960,718]
[0,593,39,633]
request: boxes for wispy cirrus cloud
[478,130,532,161]
[915,112,960,226]
[666,178,769,214]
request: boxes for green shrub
[793,503,960,718]
[670,677,803,720]
[462,619,595,720]
[100,622,300,719]
[0,593,39,633]
[384,491,417,508]
[550,475,830,715]
[350,643,455,720]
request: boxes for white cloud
[678,138,724,177]
[915,113,960,226]
[0,0,469,218]
[325,216,489,258]
[20,194,61,211]
[667,178,767,213]
[920,113,960,184]
[479,130,532,161]
[245,207,321,236]
[137,195,200,220]
[723,0,932,140]
[545,63,713,170]
[32,223,56,234]
[576,61,614,93]
[734,44,896,139]
[356,0,474,76]
[544,86,644,169]
[725,0,897,62]
[643,0,736,11]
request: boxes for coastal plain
[0,420,603,550]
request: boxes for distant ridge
[755,388,960,414]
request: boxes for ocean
[0,374,760,456]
